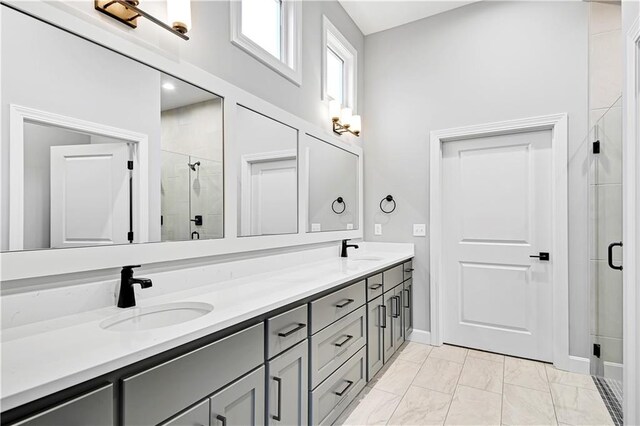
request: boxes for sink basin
[348,256,384,262]
[100,302,213,332]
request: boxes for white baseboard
[407,329,431,345]
[603,361,623,382]
[567,356,591,375]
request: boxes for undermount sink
[348,256,384,262]
[100,302,213,332]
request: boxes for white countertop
[0,245,413,411]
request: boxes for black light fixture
[95,0,192,40]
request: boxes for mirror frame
[0,1,364,281]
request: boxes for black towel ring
[380,195,396,214]
[332,197,346,214]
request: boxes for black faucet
[341,239,359,258]
[117,265,153,308]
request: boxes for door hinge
[593,343,601,358]
[127,160,134,170]
[593,140,601,154]
[127,231,134,243]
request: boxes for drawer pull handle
[381,305,387,328]
[272,376,282,421]
[369,283,383,290]
[334,380,354,396]
[405,268,414,272]
[392,296,401,318]
[334,334,354,347]
[335,298,355,308]
[278,323,306,337]
[216,415,227,426]
[404,289,411,308]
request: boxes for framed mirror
[1,5,224,252]
[304,135,359,233]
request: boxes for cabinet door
[210,367,265,426]
[393,285,405,348]
[268,341,308,426]
[367,296,384,380]
[162,400,210,426]
[403,279,413,337]
[382,290,395,363]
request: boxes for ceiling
[338,1,480,35]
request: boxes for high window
[322,16,357,110]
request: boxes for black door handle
[277,323,306,337]
[380,305,387,329]
[608,242,623,270]
[334,380,354,396]
[530,252,550,261]
[335,298,355,308]
[334,334,354,347]
[216,415,227,426]
[272,377,282,421]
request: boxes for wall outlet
[413,224,426,237]
[311,223,321,232]
[346,223,354,230]
[374,224,382,235]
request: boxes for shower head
[188,161,201,171]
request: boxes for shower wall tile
[589,1,621,35]
[589,29,623,110]
[590,107,622,185]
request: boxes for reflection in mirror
[236,106,298,237]
[305,136,359,232]
[160,75,223,241]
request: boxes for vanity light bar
[329,100,361,137]
[95,0,190,41]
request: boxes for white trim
[8,105,149,250]
[429,113,570,370]
[568,356,591,375]
[230,0,302,86]
[407,329,431,345]
[321,15,358,112]
[623,15,640,426]
[240,149,297,236]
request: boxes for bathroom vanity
[1,251,414,426]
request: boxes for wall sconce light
[330,100,361,137]
[95,0,191,40]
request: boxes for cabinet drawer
[310,281,365,334]
[12,384,113,426]
[267,305,308,359]
[383,265,404,292]
[122,324,263,426]
[366,273,383,301]
[404,260,413,281]
[161,400,210,426]
[310,347,366,426]
[310,306,366,388]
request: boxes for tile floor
[335,342,614,425]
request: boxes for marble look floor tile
[550,383,613,425]
[502,383,557,425]
[444,385,502,425]
[545,364,597,390]
[504,357,549,392]
[372,358,420,396]
[396,342,433,364]
[467,349,505,363]
[458,356,504,394]
[387,386,452,425]
[429,344,468,364]
[413,357,463,394]
[334,387,402,426]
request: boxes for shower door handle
[608,242,623,271]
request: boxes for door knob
[530,252,550,261]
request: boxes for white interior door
[250,158,297,235]
[442,130,554,361]
[50,142,130,248]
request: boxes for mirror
[236,106,298,237]
[305,136,359,232]
[1,6,223,251]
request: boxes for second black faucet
[341,239,359,258]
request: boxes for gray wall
[362,1,590,357]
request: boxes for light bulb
[350,115,361,134]
[340,108,352,127]
[167,0,192,34]
[329,100,341,121]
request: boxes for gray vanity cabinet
[161,400,210,426]
[403,278,413,337]
[382,284,404,363]
[210,367,265,426]
[267,341,308,426]
[11,384,113,426]
[366,295,384,380]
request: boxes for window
[322,16,357,111]
[231,0,302,85]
